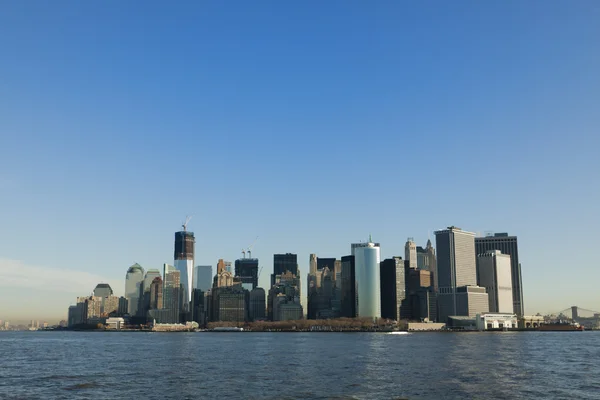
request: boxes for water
[1,331,599,399]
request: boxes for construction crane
[246,236,259,258]
[182,215,192,231]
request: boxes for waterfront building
[174,228,195,307]
[68,303,86,327]
[194,265,213,292]
[161,267,181,323]
[103,295,121,316]
[475,233,524,316]
[125,263,145,316]
[405,239,417,269]
[235,258,259,290]
[410,288,438,322]
[340,255,357,318]
[353,238,381,319]
[380,257,409,321]
[307,266,337,319]
[76,296,102,324]
[278,302,303,321]
[249,287,266,321]
[435,226,478,322]
[272,253,298,287]
[211,285,248,323]
[477,250,513,313]
[105,317,125,330]
[191,288,206,326]
[475,313,517,330]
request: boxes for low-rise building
[476,313,517,330]
[106,317,125,330]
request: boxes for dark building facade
[211,286,248,323]
[272,253,298,287]
[475,233,523,316]
[380,257,410,321]
[174,231,195,260]
[235,258,259,290]
[340,255,357,318]
[191,288,206,326]
[249,287,266,321]
[316,258,336,272]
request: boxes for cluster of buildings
[67,223,526,330]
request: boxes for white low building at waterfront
[476,313,517,330]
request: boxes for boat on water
[213,327,244,332]
[387,331,411,335]
[539,321,584,331]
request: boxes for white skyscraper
[477,250,513,313]
[352,238,381,320]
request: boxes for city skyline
[1,2,600,322]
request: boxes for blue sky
[1,1,599,322]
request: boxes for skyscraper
[272,253,298,287]
[93,283,113,298]
[235,258,259,290]
[174,227,195,306]
[125,263,144,316]
[435,227,480,322]
[149,276,163,310]
[477,250,513,313]
[475,233,524,316]
[416,239,437,291]
[162,267,181,323]
[340,255,357,318]
[380,257,409,321]
[142,269,161,316]
[353,239,381,319]
[405,238,417,269]
[249,287,266,321]
[194,265,213,292]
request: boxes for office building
[191,288,207,326]
[162,267,181,323]
[174,228,195,306]
[142,269,161,315]
[194,265,213,292]
[477,250,513,313]
[211,285,248,323]
[435,226,478,322]
[125,263,145,316]
[235,258,259,290]
[309,254,317,275]
[380,257,409,321]
[410,288,437,322]
[405,239,417,269]
[149,276,163,310]
[272,253,298,287]
[475,233,524,316]
[416,239,437,291]
[249,287,266,321]
[93,283,113,298]
[214,260,234,288]
[268,271,303,321]
[353,238,381,319]
[456,286,489,317]
[307,266,337,319]
[340,255,357,318]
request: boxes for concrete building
[380,257,409,321]
[249,287,266,321]
[194,265,213,292]
[278,302,303,321]
[475,233,524,316]
[268,271,303,321]
[353,239,381,319]
[235,258,259,290]
[191,289,207,326]
[162,267,181,324]
[106,317,125,330]
[435,227,478,322]
[405,238,417,269]
[309,253,317,275]
[174,228,195,306]
[340,255,357,318]
[477,250,513,313]
[476,313,517,330]
[125,263,145,316]
[142,269,161,315]
[456,286,489,317]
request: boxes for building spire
[369,233,372,243]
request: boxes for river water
[0,331,599,399]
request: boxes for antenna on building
[182,215,192,231]
[369,233,372,243]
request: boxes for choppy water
[1,331,599,399]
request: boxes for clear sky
[1,1,599,323]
